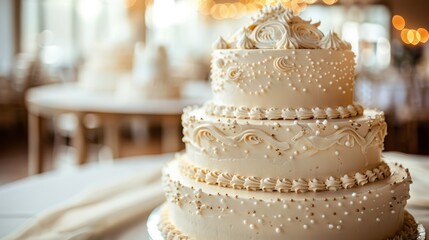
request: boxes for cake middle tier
[183,106,387,181]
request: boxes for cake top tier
[213,2,351,51]
[208,3,358,119]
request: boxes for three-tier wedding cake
[156,3,414,239]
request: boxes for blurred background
[1,0,429,184]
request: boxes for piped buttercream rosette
[290,19,324,49]
[212,3,350,51]
[249,21,289,49]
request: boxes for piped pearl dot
[335,151,340,156]
[243,220,247,224]
[358,218,362,222]
[328,224,334,229]
[303,224,308,229]
[275,227,281,233]
[376,218,380,222]
[249,224,255,230]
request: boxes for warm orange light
[210,4,221,20]
[411,30,421,45]
[407,29,415,44]
[401,29,410,44]
[418,28,429,43]
[392,15,406,30]
[323,0,338,5]
[219,4,229,19]
[229,3,238,19]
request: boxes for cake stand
[147,206,165,240]
[147,205,426,240]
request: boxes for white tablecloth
[0,154,171,239]
[0,152,428,239]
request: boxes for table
[0,154,171,239]
[0,152,428,239]
[26,82,210,175]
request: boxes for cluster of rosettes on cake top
[213,2,351,51]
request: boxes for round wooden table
[26,82,209,175]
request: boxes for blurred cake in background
[117,43,181,100]
[78,42,133,94]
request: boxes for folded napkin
[5,167,165,240]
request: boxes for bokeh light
[392,15,405,30]
[401,29,410,44]
[323,0,338,5]
[417,28,429,43]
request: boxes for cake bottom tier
[160,160,411,240]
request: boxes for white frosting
[162,160,411,240]
[213,36,229,49]
[250,20,289,49]
[236,31,255,49]
[204,102,363,120]
[158,3,413,240]
[320,31,352,51]
[180,156,390,193]
[210,49,356,110]
[183,107,387,181]
[215,3,348,51]
[290,18,324,49]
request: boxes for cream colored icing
[179,156,390,193]
[237,31,256,49]
[162,160,411,240]
[183,107,387,181]
[158,206,420,240]
[210,49,356,110]
[290,18,324,49]
[204,102,363,120]
[276,32,299,49]
[213,36,229,50]
[218,3,348,51]
[157,3,413,240]
[320,31,352,51]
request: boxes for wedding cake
[157,3,413,239]
[116,43,181,100]
[79,42,133,93]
